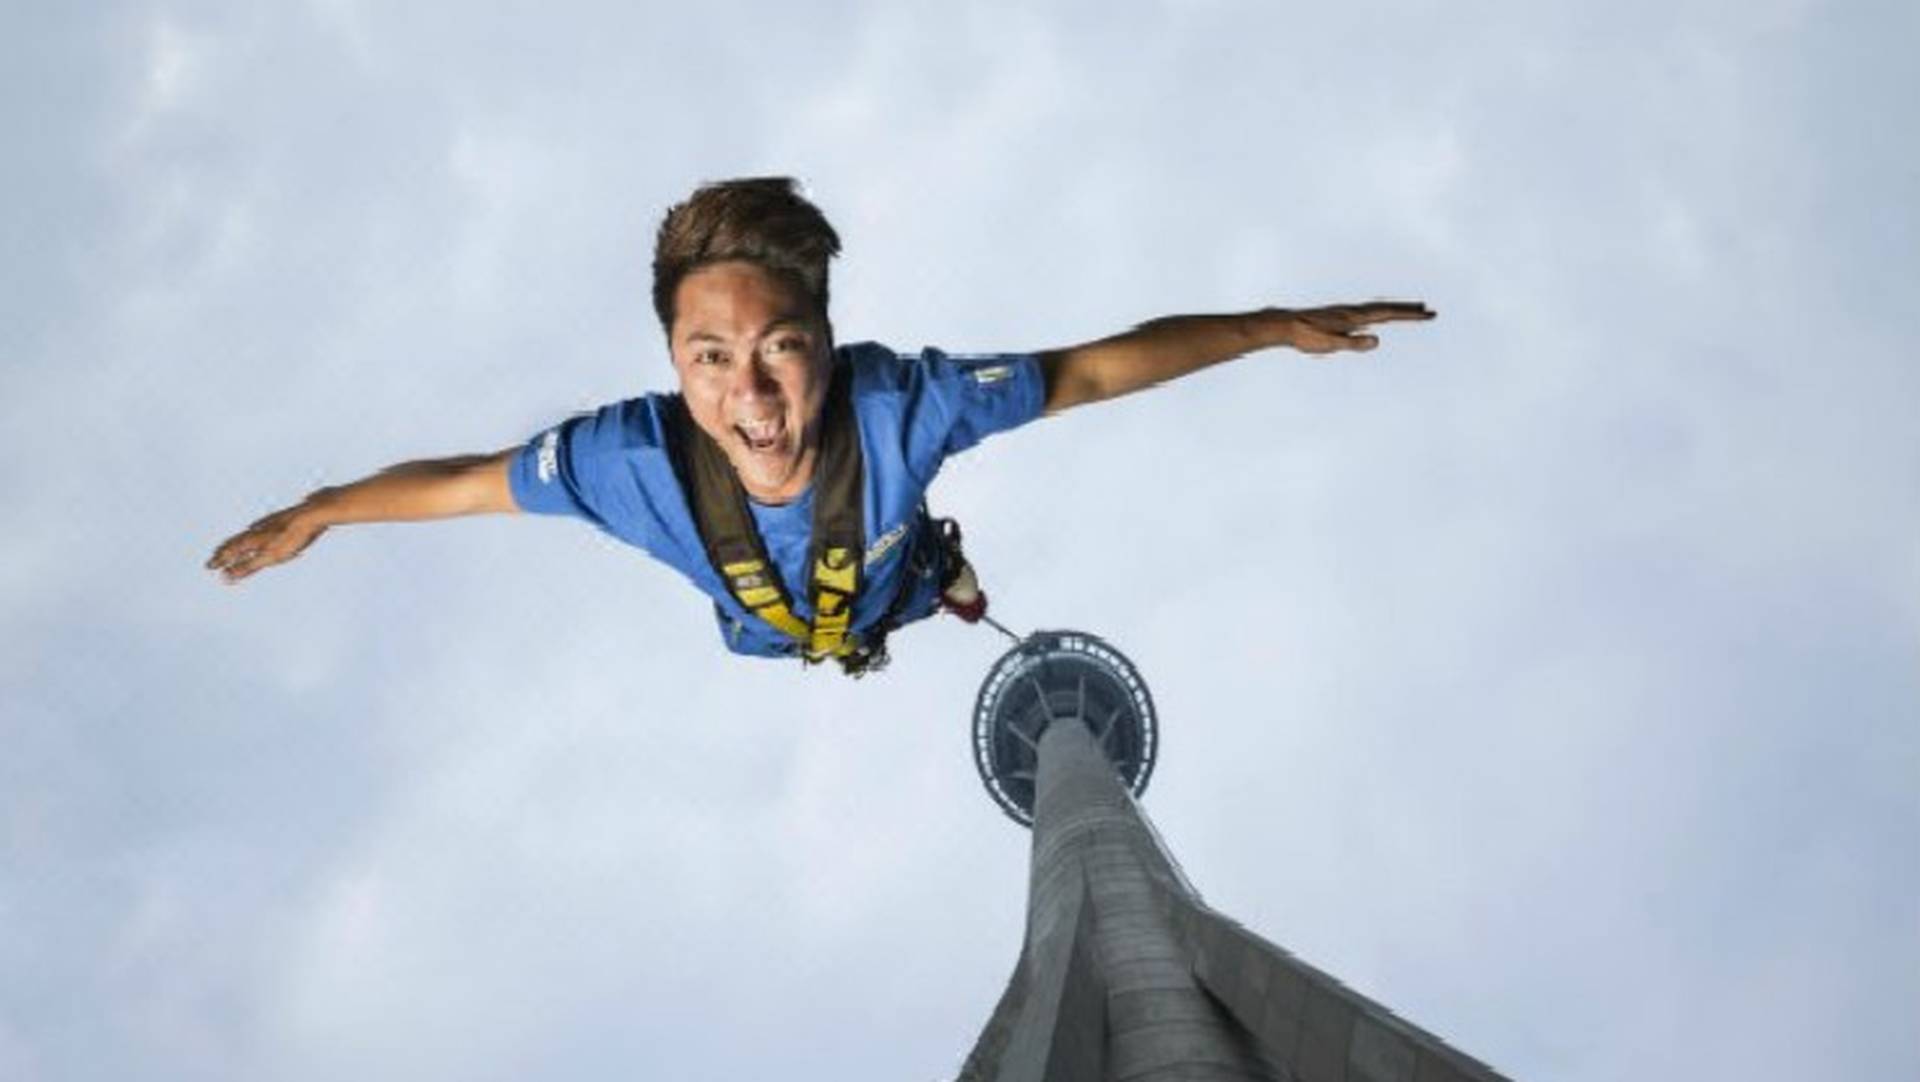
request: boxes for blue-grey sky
[4,2,1917,1079]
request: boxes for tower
[960,631,1511,1082]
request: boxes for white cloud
[143,16,206,115]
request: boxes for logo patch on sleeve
[970,364,1012,386]
[536,430,560,483]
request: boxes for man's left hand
[1274,302,1435,355]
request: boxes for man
[208,177,1433,674]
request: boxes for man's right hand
[205,449,519,585]
[207,499,329,583]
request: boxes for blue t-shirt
[509,342,1045,656]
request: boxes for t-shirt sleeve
[507,402,644,527]
[909,347,1047,460]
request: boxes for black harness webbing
[663,365,866,661]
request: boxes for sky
[3,1,1917,1079]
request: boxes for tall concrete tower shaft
[961,632,1510,1082]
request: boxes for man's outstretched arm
[206,450,518,583]
[1037,302,1434,414]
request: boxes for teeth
[737,418,783,450]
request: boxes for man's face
[668,260,833,504]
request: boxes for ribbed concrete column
[959,632,1511,1082]
[1027,716,1273,1081]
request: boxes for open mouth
[734,417,786,454]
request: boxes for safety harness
[662,365,868,665]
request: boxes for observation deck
[970,630,1159,826]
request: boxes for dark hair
[651,177,842,333]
